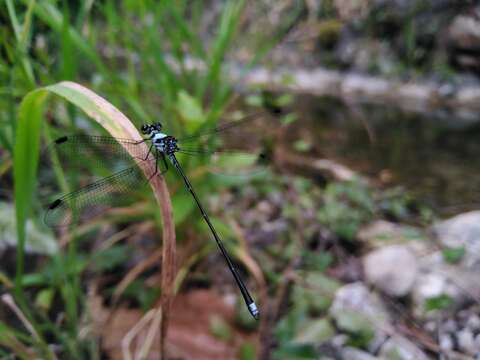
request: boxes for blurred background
[1,0,480,359]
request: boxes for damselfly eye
[155,122,162,130]
[141,124,149,134]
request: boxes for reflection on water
[287,95,480,216]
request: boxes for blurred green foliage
[1,0,278,357]
[318,180,375,240]
[425,294,454,312]
[442,246,465,264]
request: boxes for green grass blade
[5,0,22,41]
[14,89,48,293]
[200,1,244,103]
[6,0,36,86]
[28,0,107,75]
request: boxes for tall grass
[1,0,278,357]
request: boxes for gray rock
[331,334,348,348]
[424,321,437,332]
[442,319,458,333]
[410,269,465,318]
[475,334,480,353]
[341,347,378,360]
[467,314,480,332]
[334,0,370,21]
[293,318,335,345]
[439,333,454,352]
[379,335,429,360]
[357,220,426,248]
[363,244,418,297]
[342,74,391,99]
[329,282,392,351]
[0,202,58,255]
[456,87,480,109]
[448,15,480,50]
[457,328,477,355]
[432,211,480,269]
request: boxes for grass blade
[15,81,177,357]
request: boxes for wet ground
[284,94,480,216]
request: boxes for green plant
[318,180,375,240]
[442,246,465,264]
[2,1,281,357]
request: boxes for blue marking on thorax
[152,132,168,152]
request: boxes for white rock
[432,210,480,269]
[397,83,435,112]
[448,15,480,49]
[439,333,454,352]
[363,244,418,297]
[467,314,480,331]
[474,334,480,353]
[341,347,377,360]
[411,256,480,317]
[357,220,426,249]
[334,0,370,21]
[456,87,480,108]
[329,282,392,351]
[443,319,458,333]
[414,273,447,299]
[331,334,348,347]
[410,270,467,318]
[342,74,390,99]
[457,328,477,355]
[379,335,429,360]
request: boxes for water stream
[286,94,480,216]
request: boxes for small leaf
[293,140,311,152]
[294,318,335,344]
[275,94,293,107]
[303,252,333,272]
[172,192,196,225]
[245,94,263,107]
[280,113,297,125]
[272,343,318,359]
[91,245,131,272]
[442,246,465,264]
[209,315,232,341]
[425,294,454,312]
[239,342,256,360]
[176,90,204,124]
[346,328,375,348]
[35,288,55,311]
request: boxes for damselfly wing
[39,112,270,228]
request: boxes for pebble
[443,319,458,333]
[439,333,454,352]
[363,244,418,297]
[457,328,476,355]
[341,347,377,360]
[379,335,429,360]
[467,314,480,331]
[475,334,480,352]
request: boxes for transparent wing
[175,148,269,178]
[42,135,154,165]
[39,135,159,228]
[174,111,270,177]
[176,111,266,144]
[44,166,148,228]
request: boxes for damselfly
[40,113,268,319]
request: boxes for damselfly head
[140,124,150,135]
